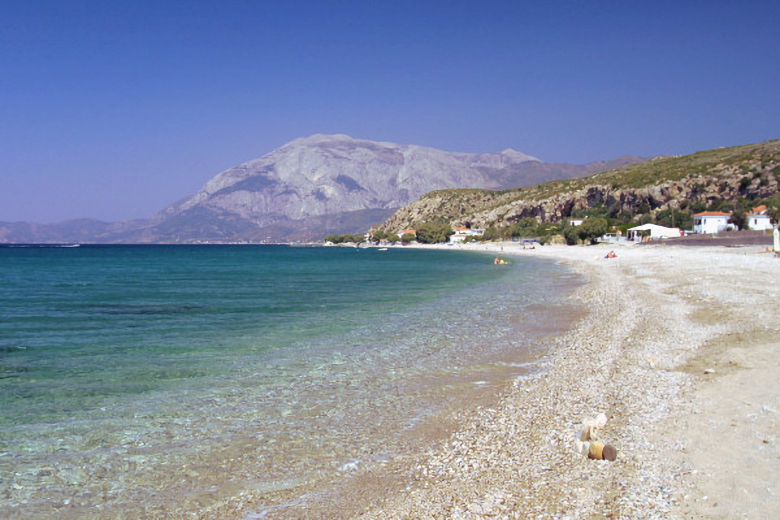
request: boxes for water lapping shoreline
[4,243,777,518]
[0,246,580,518]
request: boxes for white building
[747,213,773,231]
[746,205,773,231]
[449,226,485,243]
[568,218,585,226]
[693,212,732,234]
[627,224,681,241]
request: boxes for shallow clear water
[0,245,578,517]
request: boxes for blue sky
[1,0,778,223]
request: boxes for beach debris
[574,413,618,461]
[579,412,608,442]
[588,441,618,461]
[339,460,360,472]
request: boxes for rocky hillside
[378,139,780,232]
[0,134,643,243]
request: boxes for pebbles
[354,244,774,519]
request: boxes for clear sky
[1,0,778,223]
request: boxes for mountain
[0,134,644,243]
[377,139,780,233]
[0,219,137,244]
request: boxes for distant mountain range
[0,134,643,243]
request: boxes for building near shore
[449,226,485,243]
[627,223,681,241]
[693,211,732,234]
[745,205,773,231]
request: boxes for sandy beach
[336,241,780,519]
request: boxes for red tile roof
[693,211,731,217]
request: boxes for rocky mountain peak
[1,135,647,243]
[500,148,541,163]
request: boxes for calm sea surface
[0,245,579,517]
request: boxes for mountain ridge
[0,134,644,243]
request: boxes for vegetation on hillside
[521,139,780,200]
[374,139,780,243]
[324,233,365,244]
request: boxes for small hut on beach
[627,224,681,242]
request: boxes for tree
[633,213,652,225]
[323,233,365,244]
[730,211,746,231]
[655,208,692,230]
[563,225,580,245]
[415,222,453,243]
[371,229,396,242]
[481,225,502,241]
[400,233,416,243]
[508,218,539,238]
[577,217,609,244]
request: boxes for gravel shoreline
[348,242,779,519]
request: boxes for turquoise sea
[0,245,579,517]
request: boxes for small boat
[377,247,388,251]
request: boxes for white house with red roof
[693,211,732,234]
[745,205,773,231]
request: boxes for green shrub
[731,211,747,230]
[480,226,503,241]
[508,218,540,238]
[371,229,397,242]
[577,217,609,244]
[324,233,365,244]
[655,209,692,229]
[415,222,453,243]
[563,225,579,245]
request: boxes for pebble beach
[340,241,780,519]
[10,242,775,519]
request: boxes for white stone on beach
[579,412,608,442]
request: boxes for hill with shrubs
[373,139,780,244]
